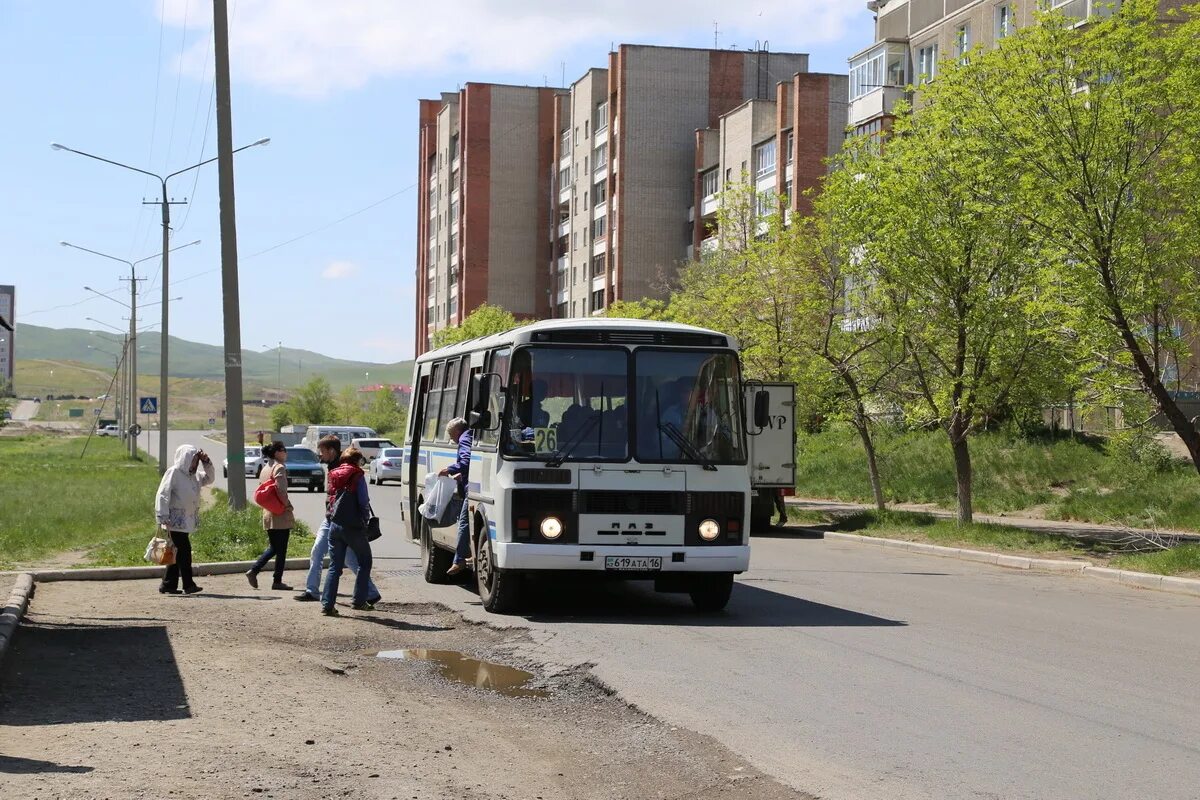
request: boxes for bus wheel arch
[475,521,523,614]
[420,511,453,584]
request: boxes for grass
[86,489,313,567]
[796,425,1200,531]
[1111,544,1200,578]
[0,435,311,569]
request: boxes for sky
[0,0,875,363]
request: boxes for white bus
[397,319,778,613]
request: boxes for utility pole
[141,198,186,469]
[214,0,247,509]
[120,274,143,457]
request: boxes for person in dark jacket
[439,418,472,576]
[320,447,374,616]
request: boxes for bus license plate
[604,556,662,572]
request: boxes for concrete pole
[128,269,138,457]
[214,0,247,509]
[157,183,170,474]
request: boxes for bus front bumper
[492,542,750,573]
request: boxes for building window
[558,166,570,190]
[593,181,607,205]
[593,143,607,173]
[755,140,776,179]
[955,24,971,64]
[784,131,794,166]
[996,4,1013,39]
[560,129,570,154]
[556,302,567,318]
[701,168,719,198]
[449,198,459,222]
[916,43,938,84]
[591,290,605,311]
[755,191,775,217]
[591,254,605,278]
[594,101,608,133]
[592,215,607,240]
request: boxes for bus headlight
[698,518,721,541]
[540,516,563,540]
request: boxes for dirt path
[0,575,811,800]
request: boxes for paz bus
[397,318,785,613]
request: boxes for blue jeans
[307,520,379,601]
[321,524,374,609]
[453,495,471,565]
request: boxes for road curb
[0,573,35,680]
[821,531,1200,598]
[29,557,319,583]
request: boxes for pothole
[375,648,549,698]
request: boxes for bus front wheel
[421,517,453,584]
[689,573,734,612]
[475,528,522,614]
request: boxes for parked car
[368,447,404,485]
[284,446,325,492]
[97,424,120,437]
[350,437,396,462]
[223,446,267,478]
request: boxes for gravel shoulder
[0,573,812,800]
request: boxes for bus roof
[418,318,738,363]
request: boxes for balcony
[559,185,572,205]
[593,126,607,147]
[592,274,606,292]
[849,85,908,126]
[700,236,718,254]
[592,237,607,256]
[557,219,570,239]
[848,40,910,126]
[555,255,567,274]
[701,194,719,218]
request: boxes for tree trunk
[950,432,973,525]
[853,418,886,512]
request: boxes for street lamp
[53,139,268,473]
[69,238,199,458]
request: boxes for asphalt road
[148,430,1200,800]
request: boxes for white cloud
[321,260,359,279]
[160,1,859,98]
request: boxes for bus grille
[581,491,685,515]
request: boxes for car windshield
[286,448,319,464]
[379,448,403,457]
[502,347,629,461]
[634,350,746,465]
[244,448,260,458]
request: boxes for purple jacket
[445,429,473,496]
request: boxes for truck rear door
[746,383,796,530]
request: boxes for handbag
[145,531,177,566]
[367,515,382,542]
[254,477,287,516]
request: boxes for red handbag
[254,478,287,516]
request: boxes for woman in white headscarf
[154,444,215,594]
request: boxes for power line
[245,185,414,260]
[163,0,192,173]
[128,0,169,262]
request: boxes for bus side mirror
[754,390,770,430]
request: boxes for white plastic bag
[417,472,457,521]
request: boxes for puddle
[376,649,548,698]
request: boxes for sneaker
[352,602,376,612]
[183,585,203,595]
[158,586,182,595]
[245,570,259,589]
[321,606,339,617]
[271,582,293,591]
[294,591,319,602]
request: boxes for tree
[289,376,336,425]
[269,402,294,431]
[834,92,1055,525]
[432,303,524,348]
[360,387,406,436]
[604,299,673,321]
[936,1,1200,470]
[334,386,361,424]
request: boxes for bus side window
[477,348,509,448]
[437,357,460,442]
[455,358,473,419]
[422,362,444,442]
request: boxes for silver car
[368,447,404,485]
[223,446,267,479]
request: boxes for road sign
[93,408,101,416]
[208,417,216,426]
[140,397,158,414]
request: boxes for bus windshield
[501,346,745,465]
[634,350,746,465]
[503,347,629,461]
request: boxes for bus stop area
[0,573,805,800]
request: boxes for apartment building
[692,72,848,253]
[415,83,564,355]
[549,45,810,318]
[0,285,13,394]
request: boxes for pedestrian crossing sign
[140,397,158,414]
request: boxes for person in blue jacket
[439,417,473,576]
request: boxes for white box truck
[746,382,796,531]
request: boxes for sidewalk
[786,497,1200,544]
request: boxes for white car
[223,446,267,479]
[351,437,396,462]
[368,447,405,485]
[97,424,120,437]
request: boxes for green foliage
[289,376,336,425]
[1105,429,1174,476]
[334,385,361,425]
[359,387,406,437]
[269,403,294,431]
[87,489,313,567]
[796,424,1200,531]
[604,299,673,321]
[432,303,525,348]
[1112,544,1200,578]
[0,435,155,569]
[826,509,1094,556]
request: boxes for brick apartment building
[415,45,849,353]
[415,84,564,353]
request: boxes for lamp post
[68,239,199,457]
[52,139,268,473]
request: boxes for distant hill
[15,323,414,389]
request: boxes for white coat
[154,444,215,533]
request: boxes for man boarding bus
[398,319,777,613]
